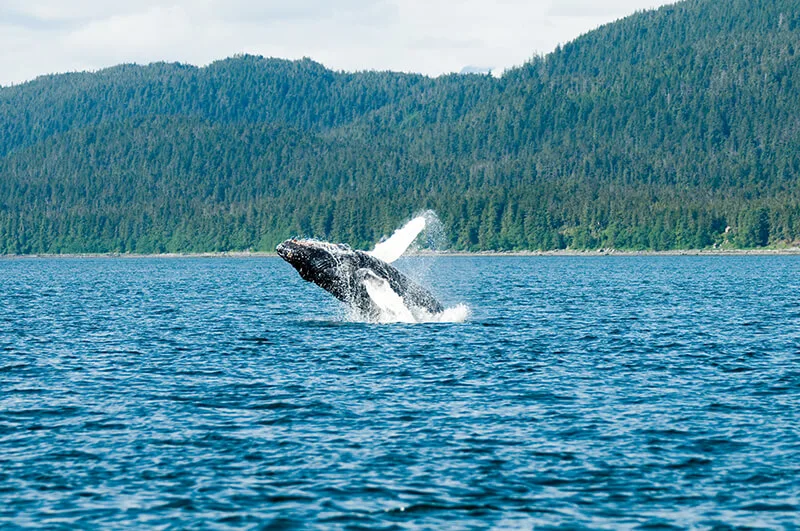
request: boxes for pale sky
[0,0,675,87]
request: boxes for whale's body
[276,238,444,319]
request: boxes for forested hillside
[1,0,799,254]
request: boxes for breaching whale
[276,217,444,320]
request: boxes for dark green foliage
[736,207,772,247]
[2,0,800,254]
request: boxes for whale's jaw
[276,239,354,301]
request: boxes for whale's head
[276,239,353,287]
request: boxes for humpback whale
[276,217,444,320]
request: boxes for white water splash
[403,303,471,324]
[425,304,471,323]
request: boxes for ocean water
[1,256,798,529]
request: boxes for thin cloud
[0,0,676,86]
[547,0,672,18]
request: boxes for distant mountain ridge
[1,0,799,254]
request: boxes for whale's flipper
[358,268,416,323]
[368,216,426,263]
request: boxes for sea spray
[393,211,448,308]
[417,210,447,252]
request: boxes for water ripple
[0,256,798,528]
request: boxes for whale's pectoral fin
[368,216,426,263]
[356,268,415,322]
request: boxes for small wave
[347,303,470,324]
[419,304,471,324]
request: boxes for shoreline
[2,248,800,259]
[425,247,800,257]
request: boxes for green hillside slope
[1,0,799,254]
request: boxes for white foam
[425,304,471,324]
[401,303,471,324]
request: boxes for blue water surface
[1,256,798,529]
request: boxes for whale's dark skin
[276,238,444,318]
